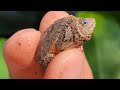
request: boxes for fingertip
[3,28,40,67]
[44,48,93,79]
[3,28,43,78]
[39,11,69,34]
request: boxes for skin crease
[3,11,93,79]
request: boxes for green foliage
[76,11,120,79]
[0,38,9,79]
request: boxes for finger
[39,11,69,34]
[44,48,93,79]
[3,29,44,79]
[80,55,94,79]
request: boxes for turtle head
[77,17,96,41]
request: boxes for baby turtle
[36,15,96,69]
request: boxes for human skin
[3,11,93,79]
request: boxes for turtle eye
[81,19,88,25]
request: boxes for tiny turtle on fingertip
[36,15,96,69]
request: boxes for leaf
[76,11,120,79]
[0,38,9,79]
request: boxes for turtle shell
[36,15,79,67]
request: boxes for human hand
[3,11,93,79]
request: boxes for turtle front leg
[42,53,55,69]
[45,53,55,64]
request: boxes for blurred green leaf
[76,11,120,79]
[0,38,9,79]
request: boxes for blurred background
[0,11,120,79]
